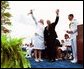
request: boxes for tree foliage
[1,1,31,68]
[1,1,12,33]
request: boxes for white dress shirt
[69,19,78,39]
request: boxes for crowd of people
[22,9,78,63]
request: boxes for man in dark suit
[44,9,60,62]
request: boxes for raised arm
[28,10,38,25]
[54,9,59,26]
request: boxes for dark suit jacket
[44,16,59,45]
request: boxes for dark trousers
[46,39,61,60]
[46,39,56,61]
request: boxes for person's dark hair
[64,34,69,38]
[68,14,74,17]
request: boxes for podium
[77,24,83,64]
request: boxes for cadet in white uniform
[26,43,34,58]
[66,14,78,63]
[28,10,45,62]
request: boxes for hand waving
[56,9,59,15]
[28,9,33,15]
